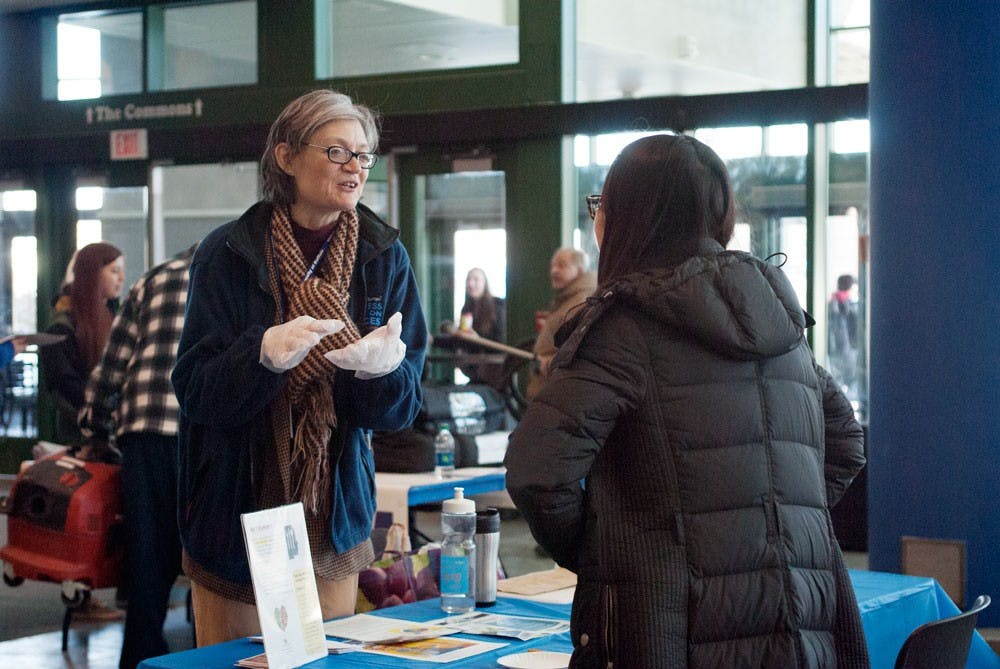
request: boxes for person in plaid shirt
[79,242,197,669]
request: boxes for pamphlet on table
[322,613,458,644]
[322,613,506,662]
[240,502,327,669]
[426,611,570,640]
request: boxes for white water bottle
[440,487,476,613]
[434,424,456,478]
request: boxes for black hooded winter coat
[505,240,869,669]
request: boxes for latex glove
[260,315,345,373]
[324,312,406,380]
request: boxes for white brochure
[241,502,327,669]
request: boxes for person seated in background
[459,267,505,343]
[456,267,507,386]
[526,247,596,400]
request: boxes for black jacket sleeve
[40,321,87,415]
[816,362,866,507]
[505,305,646,570]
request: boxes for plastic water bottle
[434,424,456,478]
[440,487,476,613]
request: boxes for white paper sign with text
[241,503,326,669]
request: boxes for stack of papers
[322,614,458,644]
[426,611,570,641]
[322,614,507,663]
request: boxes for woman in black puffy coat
[505,135,869,669]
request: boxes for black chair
[894,594,991,669]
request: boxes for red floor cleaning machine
[1,449,123,650]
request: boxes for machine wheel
[2,572,23,587]
[60,582,91,609]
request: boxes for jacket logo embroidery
[365,296,384,326]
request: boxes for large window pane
[574,125,809,303]
[0,188,38,437]
[74,184,148,291]
[701,125,809,304]
[0,190,37,337]
[575,0,806,101]
[56,11,142,100]
[156,1,257,91]
[829,0,870,84]
[158,162,259,258]
[317,0,518,78]
[824,119,869,417]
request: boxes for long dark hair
[68,242,122,368]
[597,134,735,286]
[461,268,499,339]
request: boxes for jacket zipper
[603,584,616,668]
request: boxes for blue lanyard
[302,231,335,282]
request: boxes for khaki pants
[190,573,358,647]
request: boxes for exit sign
[109,128,148,160]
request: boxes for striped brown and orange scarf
[265,205,361,515]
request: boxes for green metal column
[497,138,566,348]
[31,164,77,443]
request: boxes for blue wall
[868,0,1000,624]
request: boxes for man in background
[79,243,197,669]
[526,247,596,400]
[827,273,859,400]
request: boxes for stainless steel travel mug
[474,507,501,606]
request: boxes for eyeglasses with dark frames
[303,143,378,169]
[586,194,602,220]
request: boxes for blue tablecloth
[139,570,1000,669]
[141,598,572,668]
[852,570,1000,669]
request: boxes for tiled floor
[0,606,193,669]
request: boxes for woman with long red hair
[41,241,125,446]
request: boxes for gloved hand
[260,315,345,373]
[324,312,406,380]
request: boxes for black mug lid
[476,507,500,533]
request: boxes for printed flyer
[241,503,327,669]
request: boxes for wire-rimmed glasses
[303,143,378,169]
[585,194,602,219]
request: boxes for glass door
[395,153,508,386]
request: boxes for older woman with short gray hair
[173,89,427,645]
